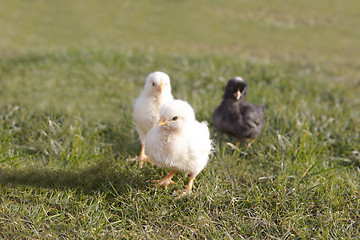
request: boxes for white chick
[132,71,174,167]
[145,100,212,196]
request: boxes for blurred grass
[0,0,360,239]
[1,0,360,63]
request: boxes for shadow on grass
[0,157,151,194]
[0,105,158,197]
[97,119,140,160]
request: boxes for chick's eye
[152,82,155,86]
[171,116,178,121]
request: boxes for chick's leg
[138,144,150,168]
[184,173,196,194]
[246,137,257,148]
[127,143,149,167]
[176,173,196,199]
[153,170,176,188]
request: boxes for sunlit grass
[1,50,359,238]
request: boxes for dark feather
[212,77,264,141]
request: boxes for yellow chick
[132,71,174,167]
[145,100,212,196]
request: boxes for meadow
[1,0,359,238]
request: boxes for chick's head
[157,100,195,132]
[144,71,171,96]
[224,77,248,101]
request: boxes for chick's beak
[157,118,169,127]
[235,90,242,100]
[157,82,163,93]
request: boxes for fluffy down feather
[132,71,174,166]
[145,100,212,196]
[213,76,264,147]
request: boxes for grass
[1,0,360,239]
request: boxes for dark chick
[212,77,264,147]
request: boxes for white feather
[145,100,212,176]
[133,72,174,144]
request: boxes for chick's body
[213,77,264,146]
[132,72,174,166]
[133,91,171,142]
[213,99,264,140]
[146,119,210,175]
[145,100,211,195]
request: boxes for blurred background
[1,0,359,63]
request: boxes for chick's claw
[138,157,150,168]
[152,178,175,188]
[125,154,149,168]
[152,170,176,188]
[174,189,197,199]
